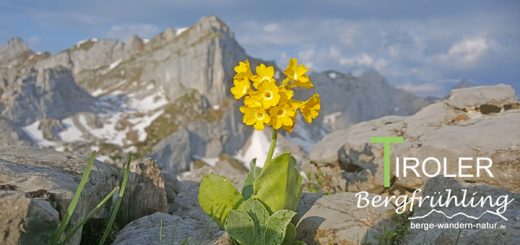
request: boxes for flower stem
[264,129,278,166]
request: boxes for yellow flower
[299,93,320,123]
[231,58,320,133]
[269,103,296,130]
[240,106,270,130]
[282,58,313,89]
[252,64,276,88]
[252,81,280,109]
[231,60,253,99]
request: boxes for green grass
[59,188,118,245]
[51,152,97,244]
[50,152,133,245]
[98,154,133,245]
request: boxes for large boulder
[0,147,118,244]
[295,192,397,244]
[310,85,520,193]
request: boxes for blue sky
[1,0,519,96]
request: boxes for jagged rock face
[34,39,134,74]
[0,67,96,125]
[306,70,431,131]
[310,85,520,193]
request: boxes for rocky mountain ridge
[0,16,430,171]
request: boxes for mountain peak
[196,16,230,34]
[0,37,33,63]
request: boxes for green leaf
[225,210,256,245]
[238,199,269,245]
[242,159,262,200]
[198,174,243,227]
[265,210,296,245]
[291,241,307,245]
[282,223,296,245]
[99,153,133,245]
[253,153,303,213]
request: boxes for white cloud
[298,49,316,68]
[434,37,491,68]
[105,24,161,40]
[263,23,280,33]
[339,52,374,66]
[398,82,443,94]
[27,36,40,47]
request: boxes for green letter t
[370,136,404,188]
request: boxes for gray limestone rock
[0,191,59,245]
[119,158,169,226]
[403,177,520,245]
[296,192,397,244]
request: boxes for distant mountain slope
[306,70,431,131]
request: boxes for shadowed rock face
[0,117,34,146]
[310,84,520,193]
[0,67,96,125]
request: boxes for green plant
[198,151,305,244]
[198,58,320,244]
[51,152,133,245]
[98,154,132,245]
[374,225,397,245]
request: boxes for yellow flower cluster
[231,58,320,132]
